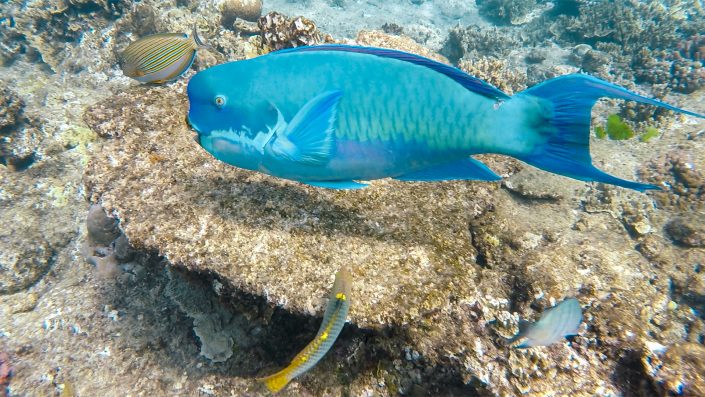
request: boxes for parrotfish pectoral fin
[268,90,343,165]
[303,180,369,189]
[516,74,705,192]
[393,157,501,182]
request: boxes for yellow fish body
[260,268,352,393]
[119,25,206,84]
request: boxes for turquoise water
[1,0,705,396]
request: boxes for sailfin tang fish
[508,297,582,348]
[260,267,352,393]
[187,45,705,191]
[120,24,206,84]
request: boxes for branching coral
[542,0,705,93]
[458,56,527,95]
[443,24,521,63]
[476,0,540,25]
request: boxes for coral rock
[355,30,449,64]
[258,12,327,51]
[0,84,41,170]
[652,343,705,395]
[665,216,705,248]
[221,0,263,27]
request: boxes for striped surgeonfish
[120,24,207,84]
[260,267,352,393]
[508,297,583,348]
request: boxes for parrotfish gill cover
[186,45,705,191]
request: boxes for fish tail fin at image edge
[514,74,705,192]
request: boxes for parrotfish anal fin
[269,90,343,165]
[272,45,510,101]
[516,74,705,192]
[303,180,369,189]
[394,157,501,182]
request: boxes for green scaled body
[187,45,705,191]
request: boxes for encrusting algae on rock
[83,79,705,394]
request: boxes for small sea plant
[595,114,635,140]
[605,114,635,140]
[639,126,660,142]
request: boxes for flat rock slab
[83,83,705,395]
[83,83,502,327]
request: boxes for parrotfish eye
[214,95,226,108]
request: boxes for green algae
[605,114,635,140]
[640,126,660,142]
[595,125,607,139]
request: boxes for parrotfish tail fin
[259,367,294,394]
[515,74,705,192]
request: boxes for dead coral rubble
[258,11,330,51]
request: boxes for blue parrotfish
[508,298,582,348]
[186,45,705,191]
[259,267,352,393]
[120,24,207,84]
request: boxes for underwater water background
[1,0,705,396]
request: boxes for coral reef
[257,11,330,51]
[82,81,705,395]
[2,0,705,394]
[476,0,541,25]
[534,0,705,94]
[2,0,131,71]
[443,24,521,63]
[458,56,527,94]
[0,154,79,294]
[355,30,449,64]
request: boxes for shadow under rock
[102,249,487,394]
[190,173,451,248]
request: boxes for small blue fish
[259,268,351,393]
[508,298,582,348]
[120,24,207,84]
[186,45,705,191]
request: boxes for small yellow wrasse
[119,24,207,84]
[260,268,352,393]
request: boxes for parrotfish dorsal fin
[272,45,510,101]
[268,90,342,165]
